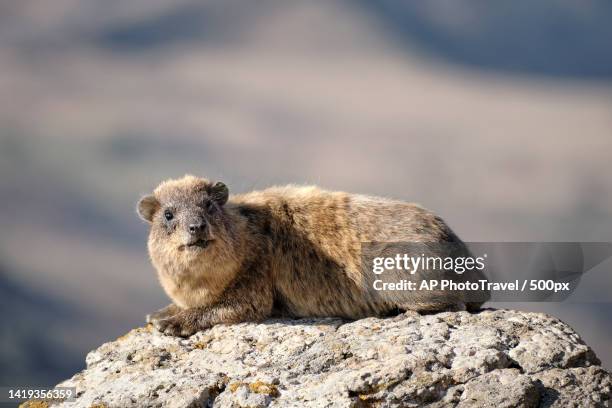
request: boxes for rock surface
[31,309,611,407]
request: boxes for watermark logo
[361,242,612,302]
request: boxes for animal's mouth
[179,239,212,251]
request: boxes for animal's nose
[188,223,204,235]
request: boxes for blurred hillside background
[1,0,611,386]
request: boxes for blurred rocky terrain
[26,309,611,407]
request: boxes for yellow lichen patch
[228,382,243,393]
[249,381,279,397]
[192,341,208,350]
[89,403,108,408]
[116,325,153,342]
[410,371,446,388]
[356,394,383,407]
[229,381,280,397]
[18,401,49,408]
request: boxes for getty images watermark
[362,242,612,302]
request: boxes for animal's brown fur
[138,175,489,336]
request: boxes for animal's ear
[137,195,160,223]
[209,181,229,206]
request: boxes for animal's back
[229,186,486,318]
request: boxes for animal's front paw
[151,310,208,337]
[146,304,180,324]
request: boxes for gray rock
[34,309,611,407]
[457,369,539,408]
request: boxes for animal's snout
[188,222,205,235]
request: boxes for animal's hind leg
[465,301,485,312]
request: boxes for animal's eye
[206,201,215,213]
[164,210,174,221]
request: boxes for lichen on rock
[32,309,610,407]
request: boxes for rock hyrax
[138,175,489,336]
